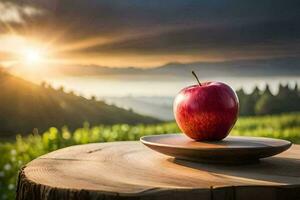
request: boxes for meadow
[1,112,300,199]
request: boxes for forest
[237,83,300,115]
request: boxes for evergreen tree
[255,85,273,115]
[241,96,255,115]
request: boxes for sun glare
[0,35,52,68]
[25,49,42,64]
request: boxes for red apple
[173,72,239,141]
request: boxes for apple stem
[192,71,202,86]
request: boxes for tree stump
[16,141,300,200]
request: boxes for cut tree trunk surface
[16,141,300,200]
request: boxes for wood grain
[16,141,300,200]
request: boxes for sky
[0,0,300,67]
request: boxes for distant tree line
[237,84,300,116]
[41,80,300,116]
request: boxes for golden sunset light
[18,45,50,70]
[24,48,43,64]
[0,1,300,198]
[0,34,56,69]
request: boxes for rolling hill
[0,69,160,138]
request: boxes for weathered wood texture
[16,142,300,200]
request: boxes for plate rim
[140,133,292,151]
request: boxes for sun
[24,48,43,64]
[0,35,61,71]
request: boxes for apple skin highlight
[173,82,239,141]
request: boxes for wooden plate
[140,134,292,164]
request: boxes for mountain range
[11,56,299,79]
[8,57,300,81]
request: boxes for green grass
[1,112,300,199]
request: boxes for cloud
[0,1,43,24]
[1,0,300,66]
[87,19,300,53]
